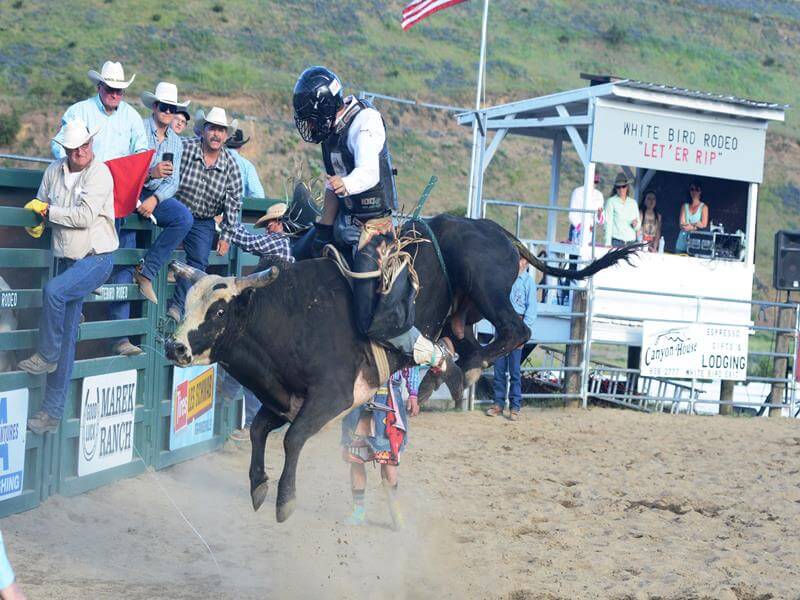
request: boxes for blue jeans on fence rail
[37,253,114,419]
[170,217,216,316]
[493,347,523,413]
[109,199,194,344]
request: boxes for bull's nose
[165,338,190,363]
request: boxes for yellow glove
[23,198,48,239]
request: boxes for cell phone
[163,152,174,164]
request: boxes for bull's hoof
[276,498,296,523]
[251,481,269,512]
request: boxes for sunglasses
[158,102,178,114]
[66,141,91,154]
[101,84,125,96]
[689,186,701,192]
[617,184,629,188]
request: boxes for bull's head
[164,261,279,366]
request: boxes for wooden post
[565,290,586,408]
[719,380,734,416]
[769,303,795,417]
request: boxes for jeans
[171,217,216,315]
[38,253,114,418]
[217,369,260,428]
[493,347,523,412]
[109,199,193,344]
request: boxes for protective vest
[322,99,398,220]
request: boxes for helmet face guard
[292,67,343,144]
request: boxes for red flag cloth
[401,0,467,31]
[105,150,156,218]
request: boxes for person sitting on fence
[168,107,243,322]
[603,172,639,247]
[221,202,294,442]
[171,108,191,136]
[19,119,118,435]
[341,367,421,530]
[225,129,265,199]
[51,61,147,163]
[107,82,195,356]
[486,256,537,421]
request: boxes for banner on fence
[0,389,27,501]
[79,370,137,476]
[641,322,748,380]
[170,364,216,450]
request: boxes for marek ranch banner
[640,322,749,381]
[79,370,137,477]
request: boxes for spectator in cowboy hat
[224,200,293,442]
[106,82,195,356]
[603,171,639,247]
[225,129,265,199]
[51,61,147,162]
[171,108,191,136]
[169,107,244,320]
[19,119,118,434]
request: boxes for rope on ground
[132,443,223,582]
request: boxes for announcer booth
[458,74,787,347]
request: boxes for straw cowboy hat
[613,172,632,187]
[88,61,136,89]
[52,118,100,150]
[141,81,190,110]
[195,107,238,135]
[254,203,287,228]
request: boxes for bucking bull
[165,214,637,522]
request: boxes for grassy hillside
[0,0,798,295]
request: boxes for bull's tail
[503,229,644,280]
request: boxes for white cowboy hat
[195,107,238,135]
[88,61,136,89]
[255,203,288,228]
[141,81,190,109]
[52,118,100,150]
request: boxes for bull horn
[235,266,280,292]
[169,261,205,283]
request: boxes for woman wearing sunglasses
[603,172,639,247]
[675,180,709,253]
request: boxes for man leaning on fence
[486,256,537,422]
[107,82,194,356]
[168,107,243,321]
[19,119,119,434]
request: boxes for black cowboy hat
[225,128,250,149]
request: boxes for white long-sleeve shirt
[325,100,385,196]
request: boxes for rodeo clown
[341,366,422,530]
[292,66,453,371]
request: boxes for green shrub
[603,24,626,46]
[61,74,94,102]
[0,113,21,146]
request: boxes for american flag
[401,0,468,31]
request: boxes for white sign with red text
[591,99,767,183]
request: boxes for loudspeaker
[774,230,800,290]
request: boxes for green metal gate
[0,166,274,517]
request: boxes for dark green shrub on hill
[61,75,94,103]
[0,113,20,146]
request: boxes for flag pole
[466,0,490,219]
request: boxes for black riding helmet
[292,66,344,144]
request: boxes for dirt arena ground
[4,407,800,599]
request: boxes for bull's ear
[234,266,279,293]
[169,261,206,283]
